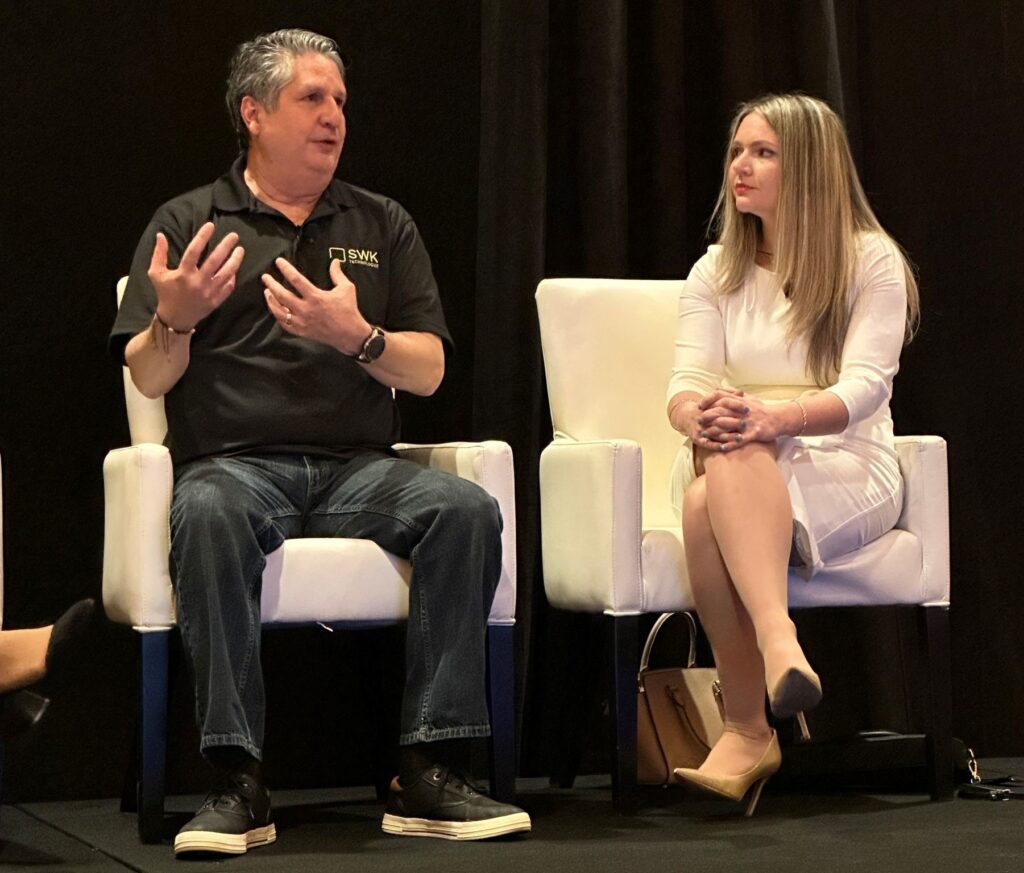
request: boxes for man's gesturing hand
[262,257,373,356]
[148,222,244,331]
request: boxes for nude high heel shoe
[760,627,822,719]
[674,730,782,817]
[767,664,821,719]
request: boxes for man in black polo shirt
[110,28,529,856]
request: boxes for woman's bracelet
[791,398,808,436]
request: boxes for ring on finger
[285,308,293,326]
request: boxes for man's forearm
[124,318,192,399]
[362,330,444,396]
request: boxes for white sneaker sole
[174,822,277,855]
[381,811,531,841]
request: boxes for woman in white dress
[666,93,919,815]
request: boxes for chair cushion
[638,526,926,615]
[261,539,411,624]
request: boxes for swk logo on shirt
[329,246,380,269]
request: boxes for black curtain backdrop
[1,0,1022,802]
[481,0,1024,776]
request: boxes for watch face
[363,330,386,361]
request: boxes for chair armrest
[894,435,950,605]
[539,437,643,613]
[394,441,517,625]
[102,444,177,628]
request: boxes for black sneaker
[382,765,531,840]
[174,772,276,856]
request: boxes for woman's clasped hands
[680,389,791,452]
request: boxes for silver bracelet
[791,398,808,436]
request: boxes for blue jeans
[169,452,502,760]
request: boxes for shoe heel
[743,777,769,818]
[0,691,50,739]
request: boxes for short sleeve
[384,203,452,356]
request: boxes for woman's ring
[285,309,293,326]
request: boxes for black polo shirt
[110,157,452,465]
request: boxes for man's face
[246,52,347,179]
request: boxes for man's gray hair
[226,28,346,151]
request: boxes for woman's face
[729,112,780,226]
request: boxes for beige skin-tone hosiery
[683,442,814,775]
[0,625,54,695]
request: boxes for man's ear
[240,96,261,137]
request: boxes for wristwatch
[355,325,386,363]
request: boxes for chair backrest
[117,277,169,445]
[536,278,684,528]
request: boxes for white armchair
[104,279,518,841]
[536,277,952,808]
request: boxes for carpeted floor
[2,763,1023,873]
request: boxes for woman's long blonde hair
[710,93,920,386]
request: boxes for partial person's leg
[700,442,819,715]
[682,474,772,775]
[0,600,95,738]
[170,455,304,855]
[306,454,530,839]
[0,629,51,694]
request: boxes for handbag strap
[955,742,1024,800]
[638,611,698,676]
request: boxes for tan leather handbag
[637,612,725,785]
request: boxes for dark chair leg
[371,624,403,802]
[608,614,639,813]
[138,629,170,842]
[918,604,954,801]
[547,612,596,789]
[486,624,516,803]
[120,720,139,812]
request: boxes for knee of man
[444,478,503,535]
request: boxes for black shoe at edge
[174,772,276,856]
[382,765,531,841]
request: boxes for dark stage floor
[2,763,1023,873]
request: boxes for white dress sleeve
[667,250,725,402]
[823,234,909,425]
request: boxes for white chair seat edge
[541,434,949,615]
[103,440,518,629]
